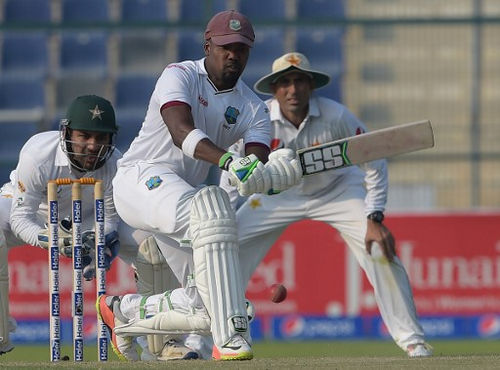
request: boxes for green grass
[0,340,499,369]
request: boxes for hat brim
[210,34,254,47]
[254,65,331,95]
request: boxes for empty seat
[4,0,51,22]
[115,74,157,109]
[239,0,287,21]
[120,0,168,21]
[179,0,226,22]
[118,31,168,73]
[296,28,344,65]
[62,0,109,22]
[59,32,109,76]
[177,30,204,61]
[0,77,45,122]
[245,28,285,77]
[114,110,144,153]
[0,121,39,163]
[55,76,108,112]
[1,32,49,77]
[297,0,344,19]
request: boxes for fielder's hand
[365,221,396,262]
[37,218,73,257]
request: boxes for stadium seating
[61,0,109,22]
[120,0,168,21]
[115,74,157,110]
[1,32,49,78]
[118,31,169,74]
[176,30,204,61]
[0,77,45,122]
[296,0,344,19]
[114,111,144,153]
[3,0,51,22]
[245,28,285,75]
[59,32,109,76]
[55,75,109,112]
[0,121,38,163]
[239,0,287,21]
[179,0,226,22]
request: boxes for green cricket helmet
[59,95,119,172]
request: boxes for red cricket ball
[270,283,287,303]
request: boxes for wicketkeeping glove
[81,231,120,281]
[37,218,73,257]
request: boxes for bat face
[297,120,434,176]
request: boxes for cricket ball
[270,283,287,303]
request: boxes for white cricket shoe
[212,334,253,361]
[406,342,433,357]
[96,295,139,361]
[158,339,199,361]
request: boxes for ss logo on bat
[301,144,345,175]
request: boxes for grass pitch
[0,340,499,369]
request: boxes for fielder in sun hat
[204,10,255,47]
[254,52,331,95]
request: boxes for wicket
[47,178,108,362]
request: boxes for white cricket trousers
[236,185,425,351]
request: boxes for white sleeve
[9,153,48,246]
[154,63,195,108]
[219,140,245,211]
[338,108,388,214]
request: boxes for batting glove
[227,154,272,196]
[264,148,302,193]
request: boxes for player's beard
[222,62,242,87]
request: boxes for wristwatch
[367,211,384,223]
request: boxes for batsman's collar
[204,10,255,47]
[254,52,331,95]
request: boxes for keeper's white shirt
[118,58,270,187]
[3,131,120,246]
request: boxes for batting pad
[135,236,181,355]
[114,310,211,336]
[0,245,10,345]
[190,186,248,349]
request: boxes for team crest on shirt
[145,176,163,190]
[224,106,240,126]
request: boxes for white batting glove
[264,148,303,193]
[227,154,272,196]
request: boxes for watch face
[369,211,384,222]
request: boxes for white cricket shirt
[118,58,270,187]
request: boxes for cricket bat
[297,120,434,176]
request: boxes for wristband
[219,152,234,170]
[181,129,209,159]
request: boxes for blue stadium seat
[55,75,108,111]
[114,110,144,153]
[0,164,13,186]
[0,121,38,163]
[296,28,344,101]
[240,68,269,100]
[239,0,287,21]
[180,0,226,22]
[245,28,285,77]
[297,0,344,19]
[177,30,204,61]
[1,32,49,77]
[115,74,157,109]
[0,77,45,111]
[118,31,168,73]
[62,0,109,22]
[120,0,168,21]
[4,0,51,22]
[59,32,109,75]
